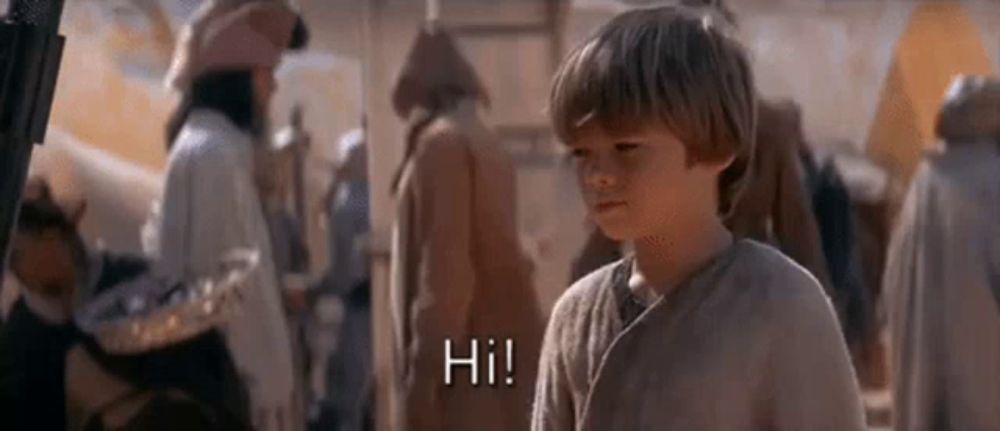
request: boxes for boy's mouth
[594,200,627,213]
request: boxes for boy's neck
[630,218,733,296]
[451,97,479,119]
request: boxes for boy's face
[568,123,728,241]
[10,229,79,298]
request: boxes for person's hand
[296,131,312,153]
[283,289,308,315]
[282,274,310,315]
[315,208,329,231]
[353,233,373,257]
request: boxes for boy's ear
[706,153,736,174]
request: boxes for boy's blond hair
[549,5,756,216]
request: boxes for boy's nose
[583,156,620,190]
[584,167,618,190]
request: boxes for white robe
[156,109,295,431]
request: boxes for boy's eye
[615,142,640,153]
[569,148,590,159]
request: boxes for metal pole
[0,0,67,281]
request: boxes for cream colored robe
[532,240,866,431]
[157,109,295,431]
[884,142,1000,431]
[390,107,544,431]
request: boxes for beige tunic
[884,142,1000,431]
[532,240,866,431]
[390,108,544,431]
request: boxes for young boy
[532,7,865,431]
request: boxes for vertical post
[545,0,566,74]
[290,104,309,272]
[0,134,33,278]
[360,1,401,429]
[0,0,67,281]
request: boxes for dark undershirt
[611,257,650,328]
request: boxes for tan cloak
[390,108,544,431]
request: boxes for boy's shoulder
[549,259,623,324]
[727,239,833,313]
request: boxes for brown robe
[884,141,1000,431]
[532,240,865,431]
[390,105,544,431]
[727,101,833,295]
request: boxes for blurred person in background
[1,177,58,322]
[257,129,313,431]
[884,75,1000,431]
[726,99,834,300]
[388,26,544,431]
[0,183,247,431]
[568,223,623,285]
[154,1,309,429]
[67,322,249,431]
[789,104,873,379]
[834,144,899,389]
[0,186,96,431]
[314,126,373,431]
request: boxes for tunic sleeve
[405,130,477,430]
[767,275,867,431]
[531,290,578,431]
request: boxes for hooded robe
[884,142,1000,431]
[884,76,1000,431]
[388,28,544,431]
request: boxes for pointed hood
[391,26,490,119]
